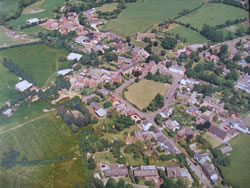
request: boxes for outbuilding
[15,80,33,92]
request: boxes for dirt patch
[23,8,45,14]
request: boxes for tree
[102,52,118,62]
[106,178,117,188]
[245,56,250,63]
[161,37,177,50]
[103,101,112,109]
[166,61,172,68]
[233,53,241,61]
[117,179,126,188]
[126,36,131,43]
[87,157,96,170]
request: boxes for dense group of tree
[144,93,164,112]
[3,57,36,85]
[145,69,172,84]
[161,37,177,50]
[57,97,92,132]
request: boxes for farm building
[57,69,73,76]
[67,53,83,61]
[15,80,33,92]
[136,32,156,41]
[26,18,39,24]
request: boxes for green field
[220,134,250,188]
[96,2,118,12]
[100,0,203,37]
[0,0,20,19]
[0,102,88,187]
[124,79,168,110]
[0,63,18,107]
[7,0,65,29]
[178,3,248,31]
[166,25,208,44]
[0,44,68,87]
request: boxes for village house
[194,152,211,164]
[160,106,173,118]
[188,92,199,104]
[136,32,156,41]
[118,56,133,64]
[235,74,250,93]
[3,109,12,117]
[121,61,140,75]
[201,163,218,183]
[169,65,186,75]
[40,19,59,30]
[186,105,199,115]
[97,87,109,98]
[176,90,189,102]
[166,166,182,178]
[154,131,179,154]
[220,144,232,154]
[186,44,204,52]
[141,120,153,131]
[165,120,181,132]
[208,125,231,142]
[177,127,197,139]
[232,122,250,134]
[89,102,107,118]
[133,166,159,178]
[132,48,150,60]
[102,164,129,177]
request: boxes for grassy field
[124,79,168,110]
[166,25,208,44]
[177,3,248,31]
[0,102,88,187]
[0,63,18,107]
[0,0,19,19]
[96,2,118,12]
[7,0,65,29]
[220,134,250,188]
[0,44,68,87]
[100,0,203,37]
[94,152,117,164]
[203,132,223,148]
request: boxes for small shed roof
[67,53,82,61]
[96,108,107,117]
[15,80,33,92]
[57,69,73,76]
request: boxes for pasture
[124,79,168,110]
[0,44,68,87]
[100,0,203,37]
[0,102,88,187]
[177,3,248,31]
[7,0,65,29]
[220,134,250,188]
[0,0,19,19]
[0,63,18,107]
[166,25,208,44]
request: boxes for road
[200,35,250,55]
[114,66,212,187]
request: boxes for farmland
[0,63,18,107]
[220,134,250,188]
[0,102,88,187]
[124,79,168,110]
[177,3,248,31]
[166,25,208,44]
[96,2,118,12]
[7,0,65,29]
[0,44,68,87]
[100,0,203,37]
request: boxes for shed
[26,18,39,24]
[15,80,33,92]
[67,53,83,61]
